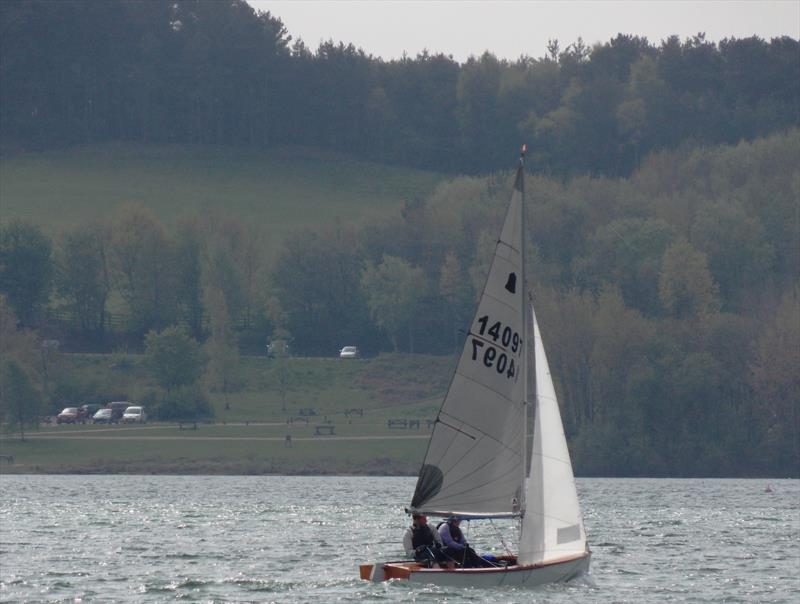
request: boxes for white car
[122,406,147,424]
[339,346,359,359]
[266,340,290,357]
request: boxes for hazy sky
[247,1,800,62]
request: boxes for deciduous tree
[361,255,428,352]
[272,227,371,355]
[144,326,206,396]
[56,223,111,335]
[691,200,774,309]
[658,240,719,320]
[750,292,800,474]
[0,221,53,327]
[111,205,177,333]
[203,287,239,407]
[439,252,473,352]
[0,359,41,441]
[174,220,205,340]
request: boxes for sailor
[402,514,455,568]
[438,516,494,568]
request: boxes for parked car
[92,408,115,424]
[266,340,290,357]
[106,401,130,422]
[339,346,359,359]
[80,403,102,419]
[56,407,80,424]
[122,406,147,424]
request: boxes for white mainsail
[409,167,527,518]
[518,308,587,565]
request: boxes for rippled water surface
[1,476,797,602]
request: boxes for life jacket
[447,521,465,545]
[437,520,465,546]
[411,524,436,549]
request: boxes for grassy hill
[0,143,458,474]
[0,352,458,475]
[0,143,445,261]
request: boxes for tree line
[1,129,798,475]
[1,0,798,176]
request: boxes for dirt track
[26,432,429,442]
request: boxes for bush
[154,385,213,421]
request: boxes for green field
[0,353,457,474]
[0,143,445,260]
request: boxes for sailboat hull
[360,551,590,588]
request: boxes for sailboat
[359,147,590,587]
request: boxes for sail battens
[435,418,477,440]
[529,451,578,466]
[437,407,523,443]
[428,451,515,489]
[432,461,523,500]
[436,427,521,459]
[479,290,520,314]
[423,457,522,501]
[449,374,518,407]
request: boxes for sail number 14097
[470,315,522,380]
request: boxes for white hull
[362,552,590,588]
[410,554,590,588]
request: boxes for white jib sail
[410,169,526,518]
[518,307,586,565]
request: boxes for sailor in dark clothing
[402,514,457,568]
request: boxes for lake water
[0,476,797,603]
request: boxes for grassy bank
[0,143,445,261]
[0,352,456,474]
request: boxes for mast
[519,144,528,515]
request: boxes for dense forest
[0,0,798,476]
[1,0,798,175]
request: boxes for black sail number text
[475,315,522,355]
[470,338,516,380]
[471,315,522,381]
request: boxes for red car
[56,407,82,424]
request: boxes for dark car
[106,401,131,422]
[92,408,115,424]
[56,407,80,424]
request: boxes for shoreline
[2,466,794,479]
